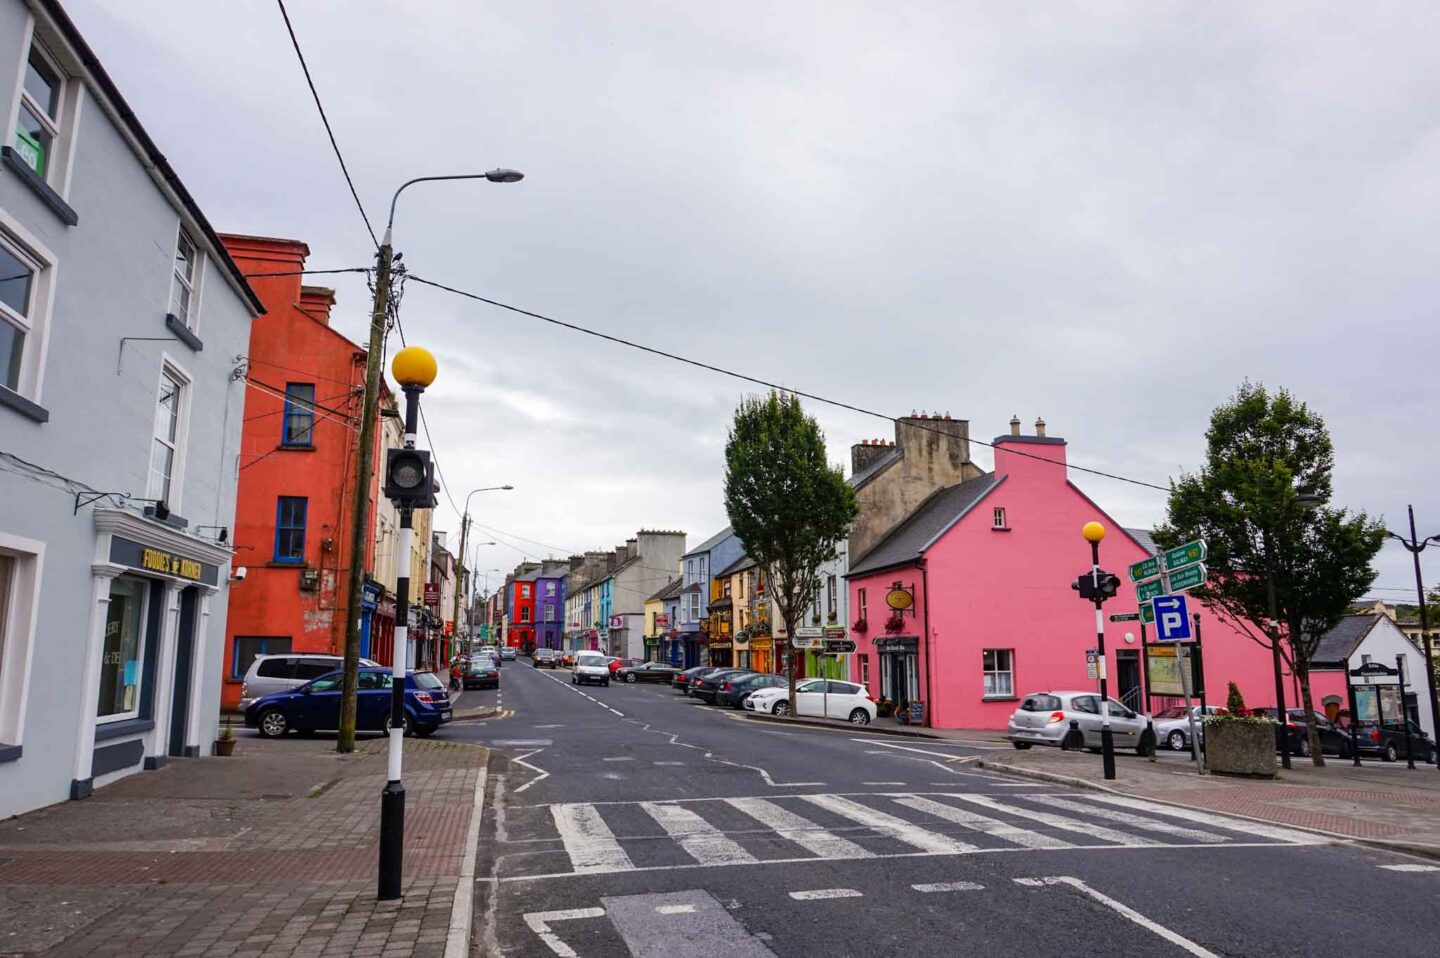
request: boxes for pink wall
[849,434,1288,729]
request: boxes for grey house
[0,0,262,817]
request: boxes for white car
[745,678,875,725]
[572,651,611,687]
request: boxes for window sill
[275,443,316,452]
[2,147,78,226]
[991,527,1012,533]
[0,385,49,423]
[164,313,204,352]
[94,718,154,741]
[0,743,20,764]
[266,560,307,568]
[982,695,1019,702]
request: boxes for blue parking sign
[1153,595,1191,641]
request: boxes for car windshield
[471,657,495,669]
[413,672,444,690]
[1156,707,1187,719]
[576,654,606,666]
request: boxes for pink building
[845,419,1282,730]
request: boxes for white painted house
[1310,614,1435,743]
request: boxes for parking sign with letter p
[1153,594,1191,641]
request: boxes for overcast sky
[70,1,1440,598]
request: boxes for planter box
[1205,719,1276,778]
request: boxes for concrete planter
[1205,718,1277,778]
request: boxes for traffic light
[384,447,435,508]
[1072,569,1122,603]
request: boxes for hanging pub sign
[423,583,440,607]
[733,630,750,646]
[109,536,220,587]
[610,615,624,629]
[885,584,914,611]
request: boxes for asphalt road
[445,659,1440,957]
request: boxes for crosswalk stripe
[893,795,1073,849]
[1035,795,1230,843]
[799,794,977,854]
[641,802,759,865]
[551,803,634,873]
[1074,793,1322,844]
[725,797,875,860]
[948,794,1159,846]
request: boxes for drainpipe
[921,561,933,727]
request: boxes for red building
[218,235,380,709]
[508,575,537,651]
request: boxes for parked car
[480,646,502,667]
[745,679,876,725]
[714,672,788,709]
[239,653,379,710]
[1347,720,1437,763]
[615,662,682,684]
[608,657,643,673]
[1153,705,1227,751]
[572,651,612,687]
[463,655,499,690]
[1006,691,1150,753]
[1255,708,1354,758]
[500,646,517,661]
[533,649,561,668]
[692,668,755,704]
[245,667,451,738]
[561,651,577,667]
[673,666,721,694]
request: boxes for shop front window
[97,577,147,718]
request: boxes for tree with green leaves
[1157,382,1385,766]
[724,392,858,716]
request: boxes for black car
[615,662,682,684]
[691,669,754,704]
[532,649,561,669]
[1349,720,1437,764]
[1257,708,1353,758]
[463,655,500,690]
[714,672,788,709]
[672,666,720,694]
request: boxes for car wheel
[626,673,637,683]
[602,680,610,687]
[1297,737,1311,758]
[1167,730,1187,751]
[258,708,288,738]
[848,708,871,726]
[773,702,791,717]
[402,715,416,737]
[1384,742,1398,762]
[1338,741,1351,760]
[571,675,577,684]
[1012,741,1033,750]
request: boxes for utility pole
[337,239,392,754]
[451,514,470,659]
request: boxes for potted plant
[875,697,895,718]
[852,618,868,634]
[895,699,912,725]
[215,717,237,757]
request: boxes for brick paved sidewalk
[0,735,486,957]
[979,746,1440,857]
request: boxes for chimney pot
[1035,417,1047,438]
[1009,415,1021,436]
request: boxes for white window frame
[96,574,151,724]
[0,211,57,405]
[146,356,192,510]
[826,575,837,614]
[983,648,1015,699]
[168,225,205,332]
[993,507,1007,529]
[0,532,44,748]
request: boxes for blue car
[244,667,452,738]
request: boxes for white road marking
[789,888,863,900]
[444,768,487,958]
[725,797,875,860]
[656,903,696,914]
[799,794,977,854]
[704,753,823,788]
[1379,863,1440,872]
[863,781,906,786]
[1037,795,1230,843]
[949,794,1159,846]
[641,802,759,865]
[913,881,984,893]
[534,724,566,729]
[1074,793,1323,844]
[893,795,1073,849]
[522,907,606,958]
[493,739,553,746]
[551,803,634,873]
[1016,877,1221,958]
[510,750,550,795]
[855,739,996,760]
[654,761,686,766]
[603,756,636,762]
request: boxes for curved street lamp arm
[387,175,494,239]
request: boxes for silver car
[1007,690,1151,752]
[239,653,379,709]
[1153,705,1227,751]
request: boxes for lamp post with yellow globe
[376,345,438,902]
[1082,521,1119,780]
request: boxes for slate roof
[847,474,1000,577]
[684,526,736,558]
[1125,528,1159,555]
[715,554,755,579]
[1310,615,1384,666]
[649,577,684,602]
[848,448,902,490]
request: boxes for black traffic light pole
[1090,541,1117,781]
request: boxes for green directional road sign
[1135,577,1166,603]
[1128,555,1161,583]
[1141,603,1155,624]
[1163,539,1207,573]
[1167,562,1207,592]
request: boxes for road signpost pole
[1178,642,1201,770]
[1086,531,1116,781]
[1193,613,1207,774]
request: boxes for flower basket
[852,619,868,633]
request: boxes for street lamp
[379,345,438,902]
[1386,505,1440,770]
[1267,491,1324,770]
[452,486,515,655]
[339,168,524,757]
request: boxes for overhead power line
[242,267,372,278]
[405,275,1171,494]
[274,0,379,249]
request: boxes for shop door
[168,588,198,757]
[1116,651,1142,712]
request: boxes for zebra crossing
[498,789,1322,881]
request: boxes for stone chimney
[1010,415,1021,436]
[1035,417,1046,438]
[299,285,336,326]
[851,437,896,474]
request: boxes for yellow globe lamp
[1081,521,1106,543]
[391,346,437,389]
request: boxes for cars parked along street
[692,668,755,704]
[245,667,451,738]
[615,662,681,684]
[745,679,876,725]
[714,672,788,709]
[673,666,721,695]
[1153,705,1227,751]
[239,653,379,710]
[463,655,499,690]
[1007,691,1150,753]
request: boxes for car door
[294,673,343,729]
[1069,695,1103,745]
[357,671,392,730]
[794,679,827,716]
[1104,698,1142,745]
[824,681,860,718]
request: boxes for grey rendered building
[0,0,262,817]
